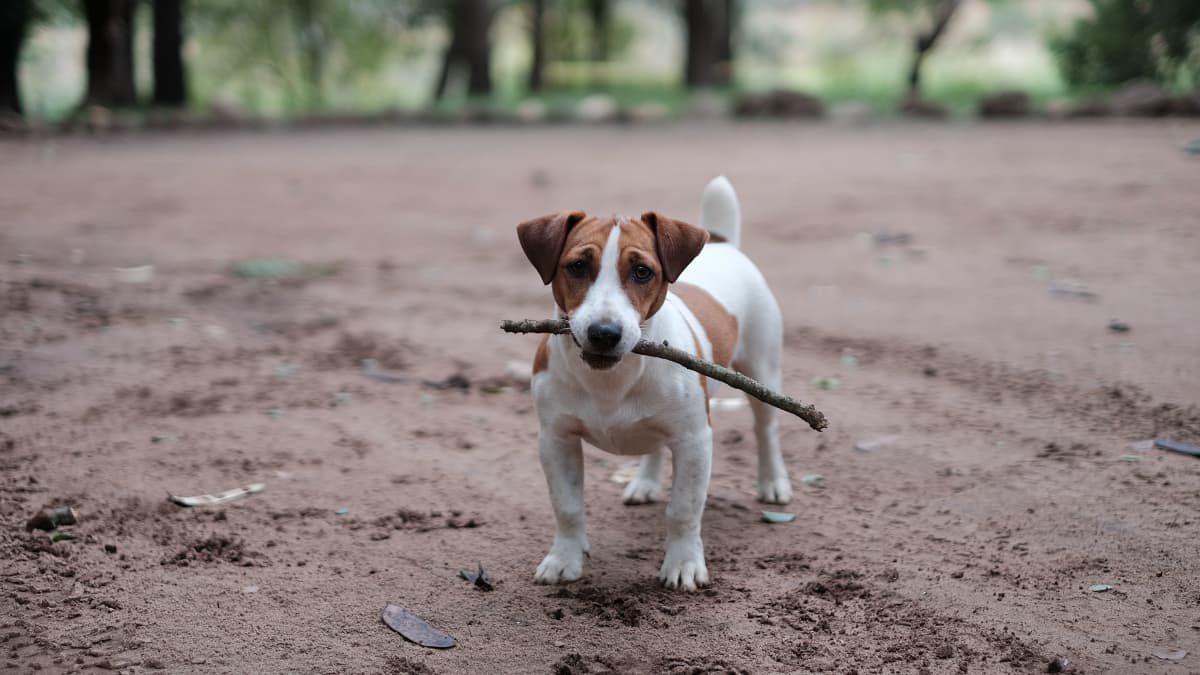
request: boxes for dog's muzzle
[581,322,623,370]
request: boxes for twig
[500,319,828,432]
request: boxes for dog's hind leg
[736,354,792,505]
[623,448,665,504]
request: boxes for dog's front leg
[659,429,713,591]
[534,431,589,584]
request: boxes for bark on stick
[500,318,828,432]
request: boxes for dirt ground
[2,121,1199,675]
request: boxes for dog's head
[517,212,708,370]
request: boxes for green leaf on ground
[761,511,796,524]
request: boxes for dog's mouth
[580,351,622,370]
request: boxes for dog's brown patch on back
[532,335,550,375]
[551,216,615,314]
[673,283,738,367]
[617,219,671,320]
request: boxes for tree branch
[500,318,829,432]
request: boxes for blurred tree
[191,0,405,113]
[1055,0,1200,87]
[714,0,733,81]
[433,0,494,101]
[0,0,31,116]
[294,0,325,107]
[684,0,734,87]
[588,0,610,62]
[82,0,137,107]
[868,0,962,97]
[529,0,547,91]
[152,0,187,107]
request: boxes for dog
[516,176,789,591]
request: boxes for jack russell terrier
[516,176,789,591]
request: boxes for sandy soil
[2,122,1199,675]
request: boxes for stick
[500,318,828,432]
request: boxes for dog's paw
[658,542,709,591]
[534,542,586,584]
[622,477,664,505]
[757,477,793,505]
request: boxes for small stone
[104,544,117,554]
[1047,656,1066,673]
[934,644,954,659]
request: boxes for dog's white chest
[577,416,669,456]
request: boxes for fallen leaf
[26,506,78,532]
[1088,584,1112,593]
[230,258,339,281]
[48,531,77,542]
[1154,438,1200,458]
[811,376,841,391]
[362,359,407,384]
[169,483,266,507]
[1151,648,1186,661]
[113,265,155,284]
[761,511,796,524]
[800,473,825,486]
[458,562,494,592]
[854,435,899,452]
[381,603,456,649]
[423,374,471,392]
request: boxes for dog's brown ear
[641,212,709,283]
[517,211,587,285]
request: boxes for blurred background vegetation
[1,0,1198,125]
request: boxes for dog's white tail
[699,175,742,248]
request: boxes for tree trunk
[588,0,610,63]
[294,0,326,108]
[434,0,492,101]
[714,0,734,84]
[528,0,546,92]
[152,0,187,107]
[0,0,30,116]
[684,0,718,88]
[82,0,137,107]
[433,36,459,102]
[908,0,960,95]
[462,0,492,95]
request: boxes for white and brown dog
[516,176,788,591]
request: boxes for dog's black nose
[586,323,622,351]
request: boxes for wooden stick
[500,318,828,432]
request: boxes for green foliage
[1053,0,1200,88]
[189,0,428,113]
[29,0,80,26]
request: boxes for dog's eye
[565,259,589,278]
[631,264,654,283]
